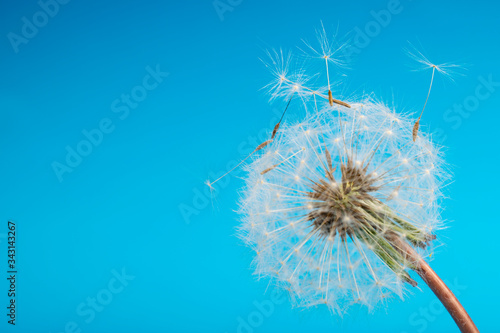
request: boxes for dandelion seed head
[238,99,448,314]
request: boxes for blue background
[0,0,498,332]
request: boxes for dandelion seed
[295,22,351,109]
[413,64,435,141]
[206,139,272,188]
[405,43,464,141]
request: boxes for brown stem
[400,241,479,333]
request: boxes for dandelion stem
[399,241,479,333]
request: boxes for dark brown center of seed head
[306,158,379,239]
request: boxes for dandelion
[405,42,465,141]
[210,29,478,333]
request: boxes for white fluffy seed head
[237,100,448,314]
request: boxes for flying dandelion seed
[404,42,465,141]
[299,22,350,108]
[209,28,478,333]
